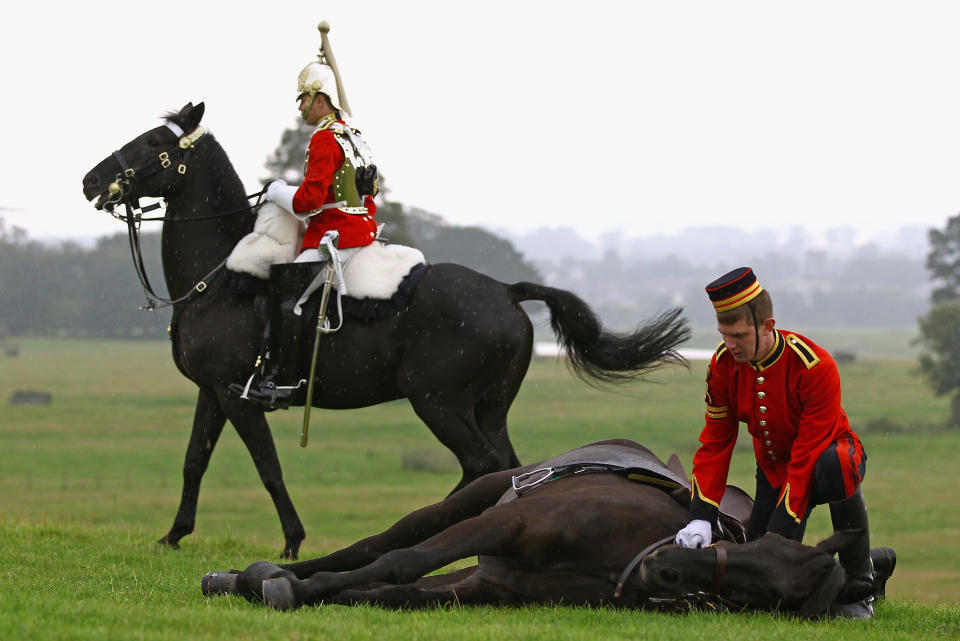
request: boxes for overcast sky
[3,1,960,244]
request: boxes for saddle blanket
[226,202,425,300]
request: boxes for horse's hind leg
[219,396,306,560]
[203,469,524,601]
[160,389,227,550]
[262,507,527,609]
[326,571,500,609]
[407,394,504,493]
[469,305,532,471]
[474,347,531,470]
[281,466,523,576]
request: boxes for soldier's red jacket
[293,120,378,251]
[688,329,862,535]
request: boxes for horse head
[639,531,863,616]
[82,102,208,212]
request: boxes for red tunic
[292,121,378,251]
[688,329,862,534]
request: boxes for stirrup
[228,382,294,411]
[228,376,304,411]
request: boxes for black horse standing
[81,102,690,559]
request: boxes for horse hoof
[262,578,297,610]
[202,571,239,597]
[156,536,180,550]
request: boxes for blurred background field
[1,336,957,609]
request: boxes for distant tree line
[0,220,169,338]
[534,245,928,333]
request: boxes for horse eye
[659,567,680,584]
[147,134,164,146]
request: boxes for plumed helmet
[297,62,343,111]
[296,21,352,117]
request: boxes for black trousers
[745,434,867,542]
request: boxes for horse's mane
[161,110,181,126]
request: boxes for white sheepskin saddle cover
[339,242,425,299]
[226,203,425,300]
[226,202,303,278]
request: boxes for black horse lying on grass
[80,102,689,559]
[202,439,893,616]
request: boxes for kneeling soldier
[674,267,879,618]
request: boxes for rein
[613,535,674,598]
[104,121,267,311]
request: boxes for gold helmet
[297,21,352,117]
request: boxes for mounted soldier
[229,22,380,410]
[82,27,690,558]
[673,267,884,619]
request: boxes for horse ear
[178,102,205,129]
[182,102,205,129]
[666,454,687,479]
[814,529,864,556]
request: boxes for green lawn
[1,338,958,639]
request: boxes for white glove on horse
[675,519,712,548]
[264,179,299,216]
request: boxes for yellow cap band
[711,280,763,313]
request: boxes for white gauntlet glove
[675,519,712,548]
[264,179,298,215]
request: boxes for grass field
[1,338,959,640]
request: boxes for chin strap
[749,303,761,361]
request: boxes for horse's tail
[509,282,690,384]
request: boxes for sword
[300,263,336,447]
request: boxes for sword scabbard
[300,264,336,447]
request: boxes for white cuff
[266,180,299,216]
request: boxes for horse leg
[261,506,528,609]
[202,467,527,600]
[325,570,504,609]
[407,394,504,493]
[473,350,531,470]
[283,466,524,575]
[330,567,625,609]
[219,396,306,560]
[160,389,227,549]
[476,306,533,470]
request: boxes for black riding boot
[830,488,875,618]
[870,546,897,601]
[230,263,315,410]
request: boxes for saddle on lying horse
[498,441,751,544]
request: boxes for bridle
[614,539,740,611]
[102,122,208,216]
[617,540,848,617]
[101,121,267,311]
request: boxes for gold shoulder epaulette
[715,341,727,360]
[785,334,820,369]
